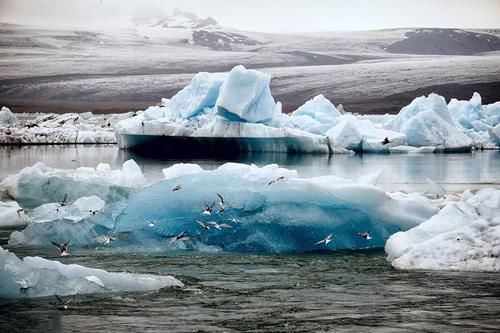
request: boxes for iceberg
[385,94,472,151]
[389,145,435,154]
[288,95,341,134]
[0,246,183,297]
[0,200,26,227]
[386,188,500,272]
[0,106,19,126]
[215,65,280,123]
[1,160,145,209]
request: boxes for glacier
[386,188,500,272]
[8,162,439,253]
[0,246,183,298]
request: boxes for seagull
[381,137,391,145]
[216,193,225,213]
[202,202,215,215]
[55,295,72,310]
[227,217,240,224]
[59,194,68,207]
[196,220,211,230]
[207,221,233,231]
[172,184,182,192]
[268,176,285,186]
[16,208,24,218]
[170,231,190,244]
[146,219,157,227]
[89,209,100,216]
[315,234,333,246]
[103,236,116,245]
[358,231,372,240]
[51,240,70,256]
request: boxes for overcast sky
[1,0,499,32]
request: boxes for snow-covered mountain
[132,8,219,30]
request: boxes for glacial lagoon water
[1,145,500,332]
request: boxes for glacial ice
[27,196,105,224]
[215,65,280,123]
[288,94,341,134]
[385,94,472,151]
[386,188,500,272]
[0,246,183,297]
[0,200,26,227]
[0,106,19,126]
[0,160,145,209]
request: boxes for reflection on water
[1,145,499,191]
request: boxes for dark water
[1,146,500,332]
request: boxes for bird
[227,217,240,224]
[196,220,211,230]
[358,231,372,240]
[146,219,157,227]
[268,176,285,186]
[103,236,116,245]
[59,194,68,207]
[216,193,225,213]
[170,231,190,244]
[202,202,215,215]
[51,240,70,256]
[315,234,333,246]
[172,184,182,192]
[89,209,100,216]
[207,221,233,231]
[381,137,391,145]
[55,295,72,310]
[16,208,23,218]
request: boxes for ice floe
[386,188,500,272]
[0,246,182,297]
[0,200,26,227]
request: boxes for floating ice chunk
[0,246,183,297]
[163,163,204,180]
[289,95,341,134]
[216,65,280,123]
[1,160,145,208]
[488,123,500,147]
[386,188,500,272]
[386,94,472,150]
[358,170,382,186]
[0,200,26,227]
[111,163,437,253]
[170,72,227,119]
[76,130,116,144]
[448,93,500,134]
[0,106,19,126]
[28,196,105,224]
[325,114,363,150]
[389,146,435,154]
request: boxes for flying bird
[16,208,24,218]
[51,240,70,256]
[55,295,72,310]
[207,221,233,231]
[89,209,100,216]
[170,231,190,243]
[216,193,225,213]
[146,219,157,227]
[60,194,68,207]
[381,137,391,145]
[227,217,240,224]
[172,184,182,192]
[268,176,285,186]
[103,236,116,245]
[196,220,211,230]
[202,202,215,215]
[315,234,333,246]
[358,231,372,240]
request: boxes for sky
[1,0,499,33]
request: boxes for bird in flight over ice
[172,184,182,192]
[146,219,157,227]
[196,220,211,230]
[315,234,333,245]
[202,202,215,215]
[216,193,226,213]
[207,221,233,231]
[268,176,285,186]
[103,236,116,245]
[358,231,372,240]
[381,137,391,145]
[170,231,190,243]
[51,240,70,256]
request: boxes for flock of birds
[48,175,373,256]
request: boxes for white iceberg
[1,160,145,208]
[0,106,19,126]
[386,188,500,272]
[215,65,280,123]
[389,145,435,154]
[288,94,341,134]
[0,200,26,227]
[385,94,472,151]
[0,246,183,297]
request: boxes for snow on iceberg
[1,160,145,209]
[0,246,182,297]
[385,188,500,272]
[385,94,472,151]
[0,200,26,227]
[215,65,280,123]
[107,163,438,253]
